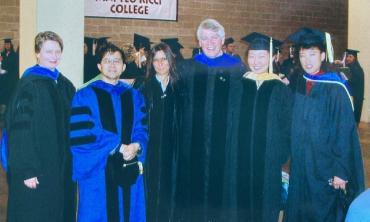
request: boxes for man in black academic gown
[284,28,364,222]
[345,49,364,125]
[175,18,246,222]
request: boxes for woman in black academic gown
[141,43,182,222]
[236,32,292,222]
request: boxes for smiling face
[299,47,325,75]
[153,50,170,76]
[198,29,224,59]
[98,51,126,84]
[36,40,62,70]
[247,50,270,74]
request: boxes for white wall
[20,0,84,87]
[349,0,370,122]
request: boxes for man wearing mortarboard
[345,49,364,125]
[0,38,19,122]
[235,32,292,222]
[174,18,246,221]
[284,27,364,222]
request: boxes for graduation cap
[96,37,110,46]
[287,27,334,63]
[84,36,95,45]
[134,33,151,51]
[161,38,184,53]
[241,32,283,54]
[84,36,96,55]
[242,32,283,73]
[345,49,359,57]
[3,38,12,44]
[286,27,325,44]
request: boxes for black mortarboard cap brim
[134,33,151,51]
[84,37,96,45]
[241,32,282,52]
[345,49,360,57]
[286,27,325,45]
[96,37,110,45]
[3,38,12,43]
[161,38,184,52]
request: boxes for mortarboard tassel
[269,37,273,74]
[325,32,334,63]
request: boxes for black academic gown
[347,61,364,124]
[5,73,76,222]
[141,76,182,222]
[285,74,365,222]
[236,74,291,222]
[175,54,246,222]
[83,53,99,83]
[0,50,19,105]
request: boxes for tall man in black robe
[345,49,365,125]
[175,18,246,222]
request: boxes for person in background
[70,43,148,222]
[345,49,364,125]
[83,36,98,83]
[0,38,19,125]
[236,32,292,222]
[141,42,183,222]
[5,31,76,222]
[175,18,246,221]
[284,27,364,222]
[223,37,241,61]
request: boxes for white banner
[85,0,178,21]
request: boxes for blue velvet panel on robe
[70,80,148,222]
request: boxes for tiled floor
[0,122,370,222]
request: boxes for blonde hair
[34,31,63,53]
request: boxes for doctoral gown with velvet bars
[236,75,292,222]
[70,80,148,222]
[141,76,183,222]
[175,53,246,222]
[285,73,365,222]
[5,67,76,222]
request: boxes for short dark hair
[97,42,126,64]
[224,37,235,46]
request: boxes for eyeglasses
[101,58,123,65]
[153,57,168,63]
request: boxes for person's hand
[334,60,343,65]
[119,143,140,161]
[332,176,347,190]
[24,177,39,189]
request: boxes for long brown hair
[146,42,179,87]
